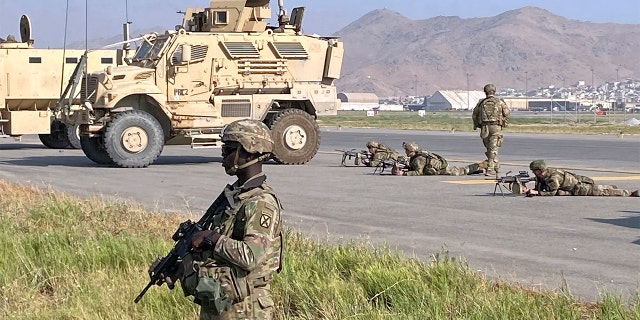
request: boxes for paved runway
[0,128,638,301]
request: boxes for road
[0,128,639,301]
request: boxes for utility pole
[414,74,418,97]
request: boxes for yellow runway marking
[445,175,640,185]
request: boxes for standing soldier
[179,119,284,319]
[472,83,511,176]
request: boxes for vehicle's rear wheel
[38,120,71,149]
[80,136,114,165]
[268,108,319,164]
[103,110,164,168]
[67,124,81,149]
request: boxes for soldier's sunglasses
[221,144,239,157]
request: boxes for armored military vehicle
[0,15,122,148]
[59,0,343,167]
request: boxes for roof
[433,90,486,109]
[337,92,379,103]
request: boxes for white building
[425,90,485,110]
[337,92,379,110]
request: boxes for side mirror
[181,45,191,64]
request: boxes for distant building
[425,90,485,110]
[337,92,379,110]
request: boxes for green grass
[0,181,638,319]
[318,111,640,135]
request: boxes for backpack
[480,97,501,123]
[419,151,448,173]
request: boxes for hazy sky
[1,0,638,48]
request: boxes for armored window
[66,57,78,64]
[29,57,42,63]
[270,42,308,59]
[222,42,259,59]
[101,57,113,64]
[214,11,228,25]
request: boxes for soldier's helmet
[483,83,496,93]
[403,141,420,152]
[366,140,379,148]
[221,119,273,154]
[529,159,547,171]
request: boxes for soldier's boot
[631,190,640,197]
[466,163,483,175]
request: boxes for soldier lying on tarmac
[392,141,487,176]
[522,159,640,197]
[361,140,401,167]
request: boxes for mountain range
[333,7,639,97]
[68,6,640,98]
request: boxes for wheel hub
[120,126,148,153]
[283,124,307,150]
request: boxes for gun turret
[183,0,272,33]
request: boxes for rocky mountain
[333,7,640,97]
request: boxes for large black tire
[80,136,114,165]
[38,120,71,149]
[67,124,81,149]
[269,108,320,164]
[103,110,164,168]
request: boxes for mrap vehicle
[0,15,121,148]
[59,0,344,167]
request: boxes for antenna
[123,0,132,51]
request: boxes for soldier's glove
[192,230,221,249]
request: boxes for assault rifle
[374,157,407,174]
[491,170,536,196]
[337,149,372,166]
[134,192,226,303]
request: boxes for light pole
[414,74,418,97]
[466,73,470,109]
[524,71,528,111]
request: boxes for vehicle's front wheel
[38,120,71,149]
[103,110,164,168]
[269,108,320,164]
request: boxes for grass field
[1,181,638,319]
[317,110,640,135]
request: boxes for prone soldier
[522,160,639,197]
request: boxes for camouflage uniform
[362,140,399,167]
[529,160,639,196]
[182,120,283,320]
[472,84,511,175]
[402,142,486,176]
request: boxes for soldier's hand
[191,230,214,249]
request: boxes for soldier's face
[532,169,544,178]
[221,142,240,175]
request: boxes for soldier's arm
[212,194,281,271]
[501,100,511,126]
[369,152,385,167]
[404,156,427,176]
[537,174,561,196]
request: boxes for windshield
[132,35,170,63]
